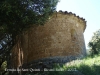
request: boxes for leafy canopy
[0,0,59,37]
[0,1,59,73]
[88,29,100,55]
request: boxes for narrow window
[70,29,76,41]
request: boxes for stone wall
[11,11,86,68]
[22,55,82,69]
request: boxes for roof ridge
[57,10,86,22]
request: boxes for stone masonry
[11,11,86,69]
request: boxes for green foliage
[20,55,100,75]
[0,55,7,74]
[75,55,100,75]
[51,55,100,75]
[0,0,59,37]
[0,1,59,74]
[88,29,100,55]
[1,61,7,71]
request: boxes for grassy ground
[64,54,100,75]
[78,55,100,75]
[25,54,100,75]
[1,54,100,75]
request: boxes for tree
[0,0,59,74]
[88,29,100,55]
[0,0,59,39]
[0,0,59,58]
[0,0,59,52]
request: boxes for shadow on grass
[76,64,100,75]
[42,63,100,75]
[11,64,100,75]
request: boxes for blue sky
[56,0,100,49]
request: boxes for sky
[56,0,100,49]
